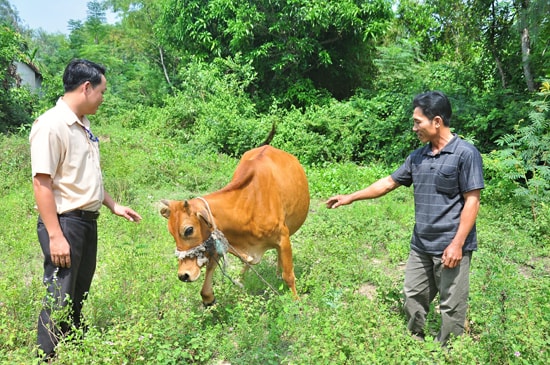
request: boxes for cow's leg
[228,249,252,280]
[277,229,298,299]
[239,263,250,277]
[200,260,217,306]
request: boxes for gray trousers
[403,249,472,344]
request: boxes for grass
[0,123,548,364]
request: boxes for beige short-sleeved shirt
[30,98,104,213]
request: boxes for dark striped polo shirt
[391,134,484,255]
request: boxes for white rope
[196,197,217,230]
[175,245,209,267]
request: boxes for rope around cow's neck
[196,196,217,230]
[192,196,280,296]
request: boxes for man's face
[84,75,106,115]
[412,107,437,144]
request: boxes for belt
[59,210,100,220]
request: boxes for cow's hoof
[203,298,216,307]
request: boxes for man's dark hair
[413,91,452,127]
[63,59,106,92]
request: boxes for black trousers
[36,214,97,356]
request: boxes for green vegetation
[1,117,549,363]
[1,0,549,363]
[2,0,549,150]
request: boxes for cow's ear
[197,212,213,228]
[160,199,170,219]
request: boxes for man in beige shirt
[30,59,142,361]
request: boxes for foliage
[393,0,549,94]
[1,127,549,364]
[0,0,19,30]
[102,0,171,105]
[369,37,526,156]
[158,0,393,108]
[0,25,37,132]
[3,0,550,164]
[90,49,539,169]
[104,60,418,166]
[485,81,550,223]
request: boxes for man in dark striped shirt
[326,91,484,345]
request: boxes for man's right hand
[33,174,72,268]
[49,235,71,268]
[325,195,352,209]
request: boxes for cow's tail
[260,122,276,146]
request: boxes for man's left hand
[441,243,463,269]
[112,203,142,223]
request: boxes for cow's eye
[183,226,194,237]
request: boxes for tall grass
[0,122,548,364]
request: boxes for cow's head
[160,199,215,282]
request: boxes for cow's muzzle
[178,272,193,282]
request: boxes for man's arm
[103,191,142,223]
[441,189,481,268]
[326,175,401,209]
[33,173,72,268]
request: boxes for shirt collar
[423,133,459,156]
[56,98,91,128]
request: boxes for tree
[0,25,20,93]
[475,0,549,92]
[0,0,20,30]
[102,0,173,105]
[482,0,515,88]
[158,0,393,108]
[513,0,549,92]
[86,0,108,44]
[0,25,35,132]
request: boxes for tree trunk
[493,52,507,89]
[158,46,172,86]
[489,1,507,88]
[521,27,535,92]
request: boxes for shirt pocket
[435,166,459,196]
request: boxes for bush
[485,81,550,223]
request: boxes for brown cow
[160,145,309,305]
